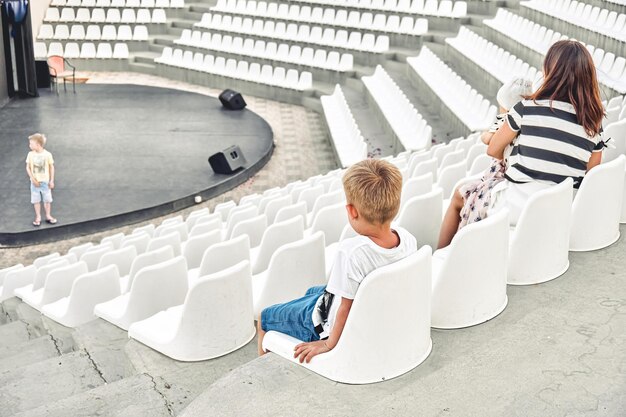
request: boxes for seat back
[189,216,222,238]
[509,178,573,284]
[0,264,23,287]
[33,252,60,268]
[126,256,189,326]
[570,155,625,251]
[310,202,348,246]
[225,204,258,238]
[80,244,114,271]
[395,187,443,249]
[126,245,175,292]
[230,214,267,248]
[274,201,307,225]
[436,160,467,197]
[40,261,89,308]
[252,216,304,274]
[47,55,65,76]
[68,242,94,260]
[400,172,433,208]
[121,232,151,254]
[183,229,222,269]
[199,234,251,276]
[33,259,71,291]
[172,261,255,360]
[263,194,292,224]
[147,231,182,256]
[431,209,509,328]
[0,265,37,302]
[98,245,137,277]
[253,232,326,317]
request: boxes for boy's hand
[293,340,331,363]
[49,181,55,190]
[32,179,40,187]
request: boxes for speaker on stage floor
[219,89,247,110]
[209,145,246,174]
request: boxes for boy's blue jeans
[260,285,326,342]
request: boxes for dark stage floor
[0,84,274,246]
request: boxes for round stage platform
[0,84,274,246]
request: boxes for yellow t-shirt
[26,150,54,183]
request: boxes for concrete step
[13,374,171,417]
[0,336,59,370]
[0,351,106,417]
[340,80,394,158]
[382,60,457,144]
[0,320,31,347]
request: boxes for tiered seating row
[51,0,183,7]
[39,23,148,41]
[446,26,540,85]
[271,0,467,18]
[155,47,313,90]
[485,8,626,93]
[35,41,129,58]
[44,7,167,23]
[210,0,429,35]
[174,29,354,72]
[196,13,390,52]
[408,46,497,132]
[362,65,432,151]
[320,84,368,167]
[521,0,626,43]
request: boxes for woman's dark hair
[530,40,604,137]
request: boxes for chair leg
[63,78,67,93]
[72,77,75,94]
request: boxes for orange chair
[47,55,76,93]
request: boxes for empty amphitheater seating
[408,46,498,132]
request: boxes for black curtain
[1,0,37,97]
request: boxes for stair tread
[0,335,58,366]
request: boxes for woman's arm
[587,152,602,172]
[487,122,518,160]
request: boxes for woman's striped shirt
[505,99,604,188]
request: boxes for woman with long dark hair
[438,40,606,248]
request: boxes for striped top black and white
[505,99,604,188]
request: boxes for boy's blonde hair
[342,159,402,224]
[28,133,47,147]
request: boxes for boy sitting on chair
[257,159,417,363]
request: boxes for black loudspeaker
[209,145,246,174]
[219,89,247,110]
[35,60,50,89]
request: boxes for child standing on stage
[26,133,57,226]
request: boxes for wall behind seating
[0,17,9,108]
[30,0,50,41]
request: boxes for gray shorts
[30,182,53,204]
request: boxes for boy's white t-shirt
[316,226,417,338]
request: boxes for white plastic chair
[121,232,151,254]
[97,245,137,277]
[0,265,36,302]
[395,187,443,250]
[121,246,174,293]
[147,232,182,256]
[21,261,89,312]
[230,214,267,248]
[15,259,71,301]
[251,216,305,274]
[252,232,326,318]
[263,194,292,225]
[155,221,188,241]
[42,264,121,328]
[79,243,113,271]
[94,257,189,331]
[508,178,573,285]
[214,200,237,221]
[263,246,432,384]
[308,202,348,246]
[189,216,222,238]
[431,209,509,329]
[0,264,23,288]
[182,229,222,269]
[224,204,258,239]
[68,242,94,259]
[436,161,467,198]
[570,155,626,251]
[400,172,433,208]
[187,234,250,282]
[132,223,156,237]
[33,252,61,268]
[101,232,124,249]
[129,260,255,361]
[274,201,307,224]
[297,184,325,212]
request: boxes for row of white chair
[35,41,130,58]
[362,65,432,151]
[484,8,626,94]
[252,0,467,18]
[44,7,167,23]
[446,26,541,85]
[521,0,626,42]
[196,13,390,52]
[175,30,354,71]
[320,84,368,167]
[155,47,313,90]
[408,46,498,132]
[38,23,148,41]
[211,0,429,35]
[51,0,182,7]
